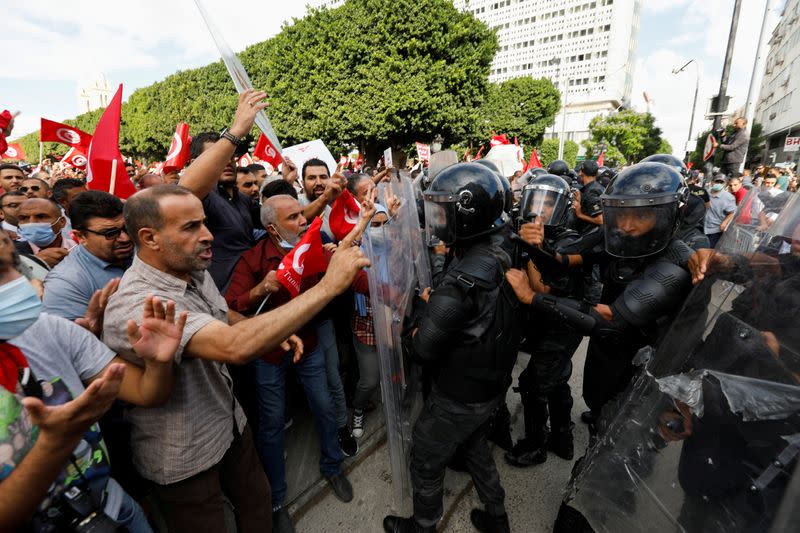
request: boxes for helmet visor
[603,204,679,258]
[423,197,456,246]
[521,187,569,226]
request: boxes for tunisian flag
[277,218,328,297]
[0,110,13,155]
[329,189,361,241]
[163,122,190,174]
[86,84,136,199]
[1,143,26,160]
[254,133,283,168]
[60,147,88,169]
[40,118,93,149]
[238,153,254,167]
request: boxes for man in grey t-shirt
[704,176,737,248]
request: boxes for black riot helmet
[597,166,616,185]
[474,158,512,215]
[547,159,570,177]
[423,163,505,246]
[520,174,572,227]
[640,153,689,179]
[601,162,689,258]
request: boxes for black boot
[547,386,574,460]
[383,515,435,533]
[504,437,547,467]
[546,424,575,460]
[470,509,511,533]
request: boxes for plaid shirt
[351,295,376,346]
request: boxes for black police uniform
[529,163,694,420]
[384,163,523,533]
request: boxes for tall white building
[454,0,641,150]
[78,74,112,114]
[307,0,641,151]
[755,0,800,167]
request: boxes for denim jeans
[316,319,348,428]
[104,477,153,533]
[254,345,343,507]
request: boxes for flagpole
[39,142,43,164]
[109,159,117,196]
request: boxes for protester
[0,191,25,240]
[51,177,87,219]
[728,175,746,205]
[248,163,268,189]
[43,191,132,320]
[704,176,737,248]
[225,193,374,531]
[0,229,187,532]
[15,198,75,267]
[236,166,261,200]
[138,172,165,190]
[19,177,50,199]
[101,182,369,533]
[179,90,264,292]
[716,117,749,177]
[0,163,24,194]
[298,157,347,240]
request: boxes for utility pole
[712,0,743,133]
[672,59,700,163]
[741,0,780,170]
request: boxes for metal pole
[687,62,699,162]
[712,0,742,133]
[741,0,779,171]
[558,76,568,160]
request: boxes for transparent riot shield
[558,190,800,533]
[362,176,428,513]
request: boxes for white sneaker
[352,411,365,439]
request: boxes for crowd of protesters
[1,91,798,533]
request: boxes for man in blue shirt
[43,191,133,321]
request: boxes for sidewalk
[293,341,591,532]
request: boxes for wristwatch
[219,128,244,148]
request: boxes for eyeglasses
[83,226,128,240]
[19,185,42,193]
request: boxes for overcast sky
[2,0,783,157]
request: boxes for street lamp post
[672,59,700,163]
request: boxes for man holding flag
[224,194,373,532]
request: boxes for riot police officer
[505,162,694,427]
[504,174,600,467]
[384,163,523,533]
[547,159,580,189]
[641,153,710,251]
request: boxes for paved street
[295,340,591,532]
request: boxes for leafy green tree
[475,77,560,146]
[539,138,579,168]
[247,0,498,164]
[584,110,668,163]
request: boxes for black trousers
[582,338,637,415]
[410,388,506,527]
[518,324,583,442]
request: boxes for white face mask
[270,225,300,249]
[0,277,42,340]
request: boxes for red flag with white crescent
[60,147,88,169]
[86,84,136,200]
[1,143,26,160]
[40,118,93,149]
[277,217,328,297]
[238,153,254,167]
[163,122,190,173]
[329,188,361,242]
[253,133,283,168]
[703,134,717,162]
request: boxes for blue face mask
[711,183,725,193]
[0,277,42,340]
[18,220,60,247]
[270,225,300,249]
